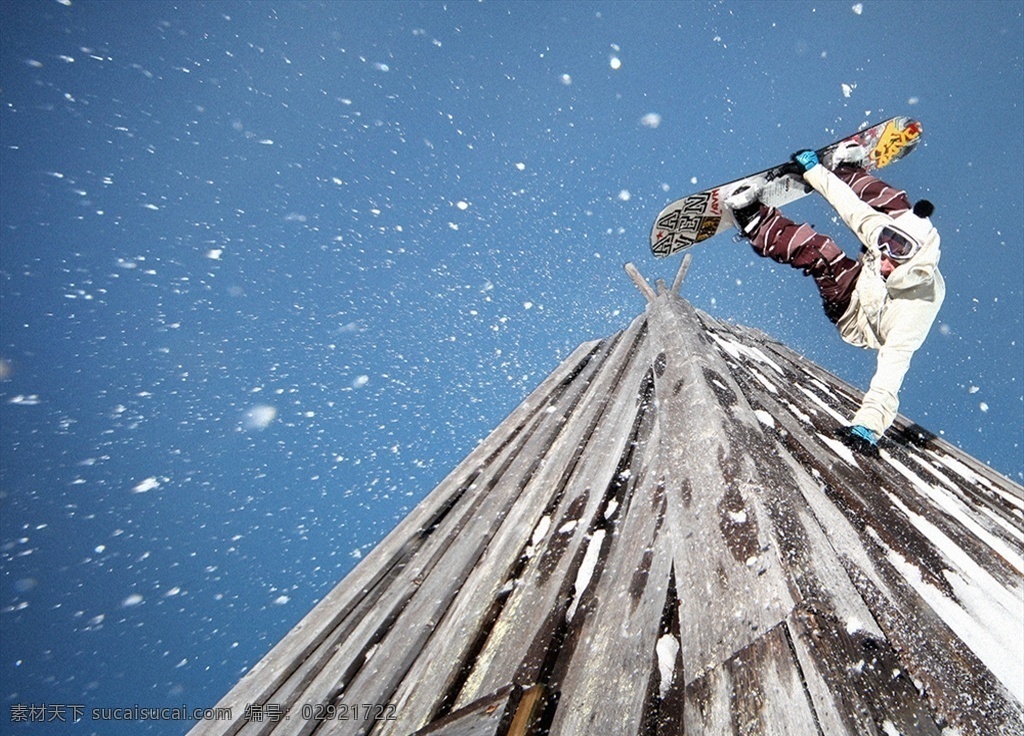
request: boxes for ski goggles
[877,226,920,262]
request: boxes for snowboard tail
[650,117,922,258]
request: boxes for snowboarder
[725,142,945,457]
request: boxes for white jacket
[804,165,945,436]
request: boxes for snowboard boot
[725,183,764,239]
[828,140,867,171]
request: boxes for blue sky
[1,1,1021,733]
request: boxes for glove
[847,425,878,445]
[836,424,880,458]
[792,149,820,171]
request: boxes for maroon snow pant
[750,167,912,323]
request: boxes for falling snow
[0,3,1019,734]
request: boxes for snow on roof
[696,306,1024,715]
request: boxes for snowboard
[650,116,923,258]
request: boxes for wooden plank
[686,624,822,735]
[736,429,893,734]
[625,262,657,303]
[379,315,653,732]
[894,445,1024,545]
[410,686,518,736]
[244,345,616,736]
[448,317,655,706]
[768,461,945,734]
[683,661,732,734]
[670,252,692,295]
[546,460,674,735]
[505,685,545,736]
[647,295,794,681]
[691,305,1024,733]
[707,308,1023,498]
[711,331,1013,733]
[769,461,890,736]
[727,624,821,735]
[717,313,1023,733]
[706,318,1022,599]
[680,302,928,734]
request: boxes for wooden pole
[670,252,692,295]
[624,262,656,303]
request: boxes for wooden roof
[190,262,1023,736]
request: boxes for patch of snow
[979,505,1024,545]
[882,453,1024,575]
[845,616,869,635]
[929,452,1011,505]
[656,634,680,698]
[748,366,779,395]
[753,409,775,427]
[817,434,860,468]
[797,386,848,424]
[531,515,551,546]
[566,530,605,621]
[877,497,1024,701]
[781,399,813,424]
[603,498,619,520]
[708,334,785,375]
[904,452,962,493]
[810,378,833,394]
